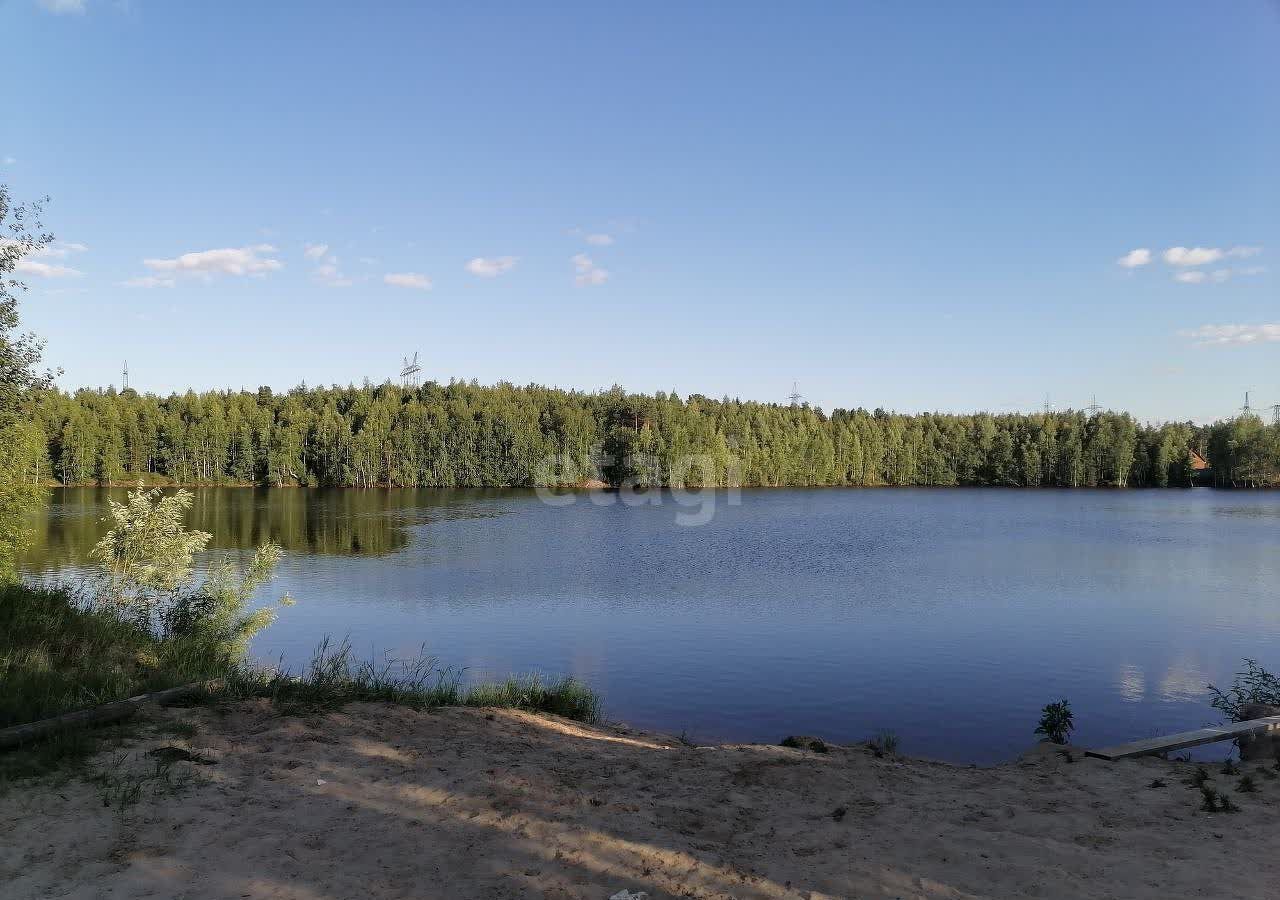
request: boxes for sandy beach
[2,701,1274,899]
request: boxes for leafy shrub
[1207,659,1280,722]
[89,487,290,660]
[1035,699,1074,745]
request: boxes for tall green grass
[226,637,601,724]
[0,582,229,730]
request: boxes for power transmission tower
[121,361,129,391]
[1043,393,1053,414]
[1240,391,1253,417]
[788,381,803,407]
[400,352,421,390]
[1085,394,1101,415]
[1270,403,1280,425]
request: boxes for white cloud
[1116,248,1151,268]
[1180,324,1280,347]
[585,233,614,246]
[314,256,353,288]
[572,253,609,287]
[1174,265,1266,285]
[120,276,175,289]
[465,256,518,278]
[304,243,329,260]
[38,0,85,13]
[1227,245,1262,258]
[384,272,432,290]
[16,259,82,278]
[1163,246,1224,267]
[29,241,89,259]
[143,244,282,277]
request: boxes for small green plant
[1184,765,1211,787]
[1149,778,1166,788]
[1220,758,1239,776]
[1236,775,1257,793]
[862,730,898,758]
[1199,784,1220,812]
[90,749,191,823]
[1035,699,1074,745]
[1207,659,1280,722]
[780,735,830,753]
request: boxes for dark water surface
[22,486,1280,764]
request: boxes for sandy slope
[1,701,1275,899]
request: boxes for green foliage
[0,187,58,580]
[1035,699,1074,745]
[88,486,288,657]
[0,582,222,730]
[23,380,1215,490]
[91,488,212,610]
[1208,658,1280,722]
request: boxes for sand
[1,700,1275,899]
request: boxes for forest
[16,381,1280,490]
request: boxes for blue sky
[3,1,1277,422]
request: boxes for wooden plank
[0,679,223,751]
[1085,715,1280,760]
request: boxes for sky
[2,0,1278,423]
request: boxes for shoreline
[4,699,1277,899]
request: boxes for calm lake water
[21,486,1280,764]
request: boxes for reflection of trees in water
[22,487,522,571]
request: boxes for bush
[1035,699,1074,745]
[1208,659,1280,722]
[90,487,290,659]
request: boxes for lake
[21,486,1280,764]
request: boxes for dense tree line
[18,380,1277,490]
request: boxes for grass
[0,582,234,730]
[225,637,601,724]
[1,587,602,785]
[868,729,899,758]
